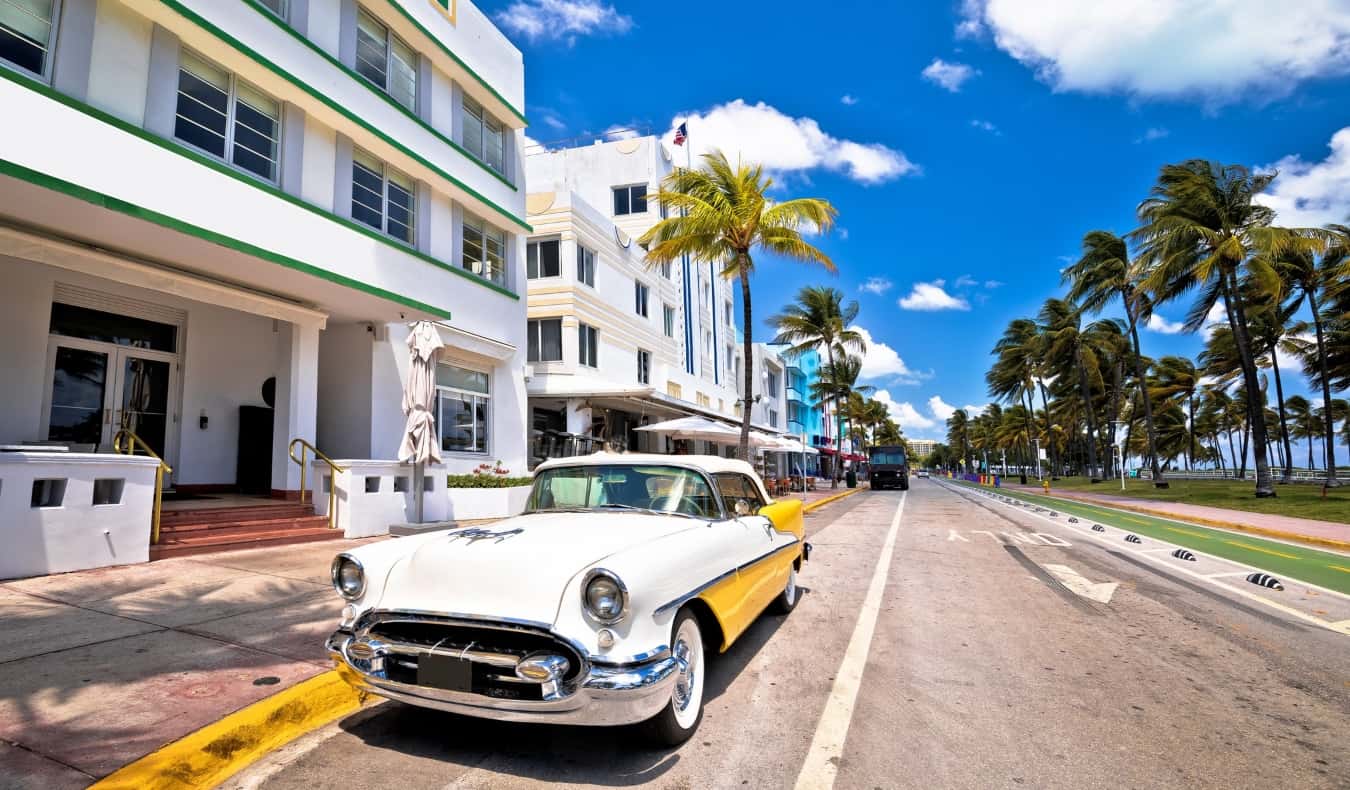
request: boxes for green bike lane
[951,481,1350,595]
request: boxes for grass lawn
[1035,475,1350,525]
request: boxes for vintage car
[326,454,809,744]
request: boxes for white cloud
[922,58,980,92]
[953,274,979,288]
[984,279,1004,289]
[957,0,1350,103]
[1146,314,1186,334]
[859,277,893,295]
[898,280,971,311]
[970,119,1000,134]
[1257,127,1350,227]
[840,94,859,106]
[850,326,928,384]
[874,391,939,435]
[964,403,992,417]
[1135,127,1170,143]
[602,125,639,140]
[1203,300,1228,339]
[671,100,918,185]
[495,0,633,43]
[928,395,957,421]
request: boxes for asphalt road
[229,481,1350,790]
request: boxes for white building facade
[0,0,530,577]
[523,136,773,463]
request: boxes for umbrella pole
[414,460,424,523]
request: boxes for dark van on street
[868,445,909,490]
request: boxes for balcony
[786,386,806,404]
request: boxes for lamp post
[1110,420,1127,491]
[1033,438,1043,481]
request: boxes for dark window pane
[48,346,108,445]
[474,398,488,453]
[527,243,539,279]
[613,187,629,215]
[541,319,562,361]
[539,240,559,277]
[631,186,647,213]
[50,303,177,352]
[0,9,50,75]
[174,70,229,157]
[527,320,540,362]
[439,393,472,452]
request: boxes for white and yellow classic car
[326,454,809,744]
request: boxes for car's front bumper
[326,630,678,727]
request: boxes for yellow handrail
[113,429,173,545]
[289,438,346,530]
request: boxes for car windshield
[870,450,907,465]
[526,464,719,519]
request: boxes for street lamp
[1110,420,1127,491]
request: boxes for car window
[714,474,766,514]
[528,465,718,518]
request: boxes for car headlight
[582,569,628,624]
[331,554,366,600]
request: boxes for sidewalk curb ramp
[802,487,864,513]
[90,670,366,790]
[1016,489,1350,553]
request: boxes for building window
[766,370,779,394]
[462,96,505,174]
[436,362,490,454]
[612,184,647,216]
[1,0,57,76]
[702,280,711,309]
[174,51,281,181]
[257,0,288,19]
[578,323,598,368]
[769,409,779,428]
[637,349,651,385]
[463,215,506,285]
[725,301,733,327]
[351,148,415,243]
[704,330,712,356]
[527,239,559,279]
[355,7,416,111]
[634,281,649,317]
[527,318,562,363]
[576,245,596,287]
[663,304,675,338]
[727,345,735,373]
[661,261,672,279]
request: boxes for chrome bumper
[326,630,678,727]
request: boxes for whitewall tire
[769,564,800,615]
[643,608,705,746]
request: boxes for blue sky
[485,0,1350,444]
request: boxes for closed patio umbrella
[399,321,444,522]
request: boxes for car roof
[533,452,760,478]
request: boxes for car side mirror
[733,499,752,517]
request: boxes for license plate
[417,653,472,692]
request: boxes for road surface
[230,479,1350,789]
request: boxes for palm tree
[1063,230,1168,486]
[1280,227,1346,486]
[1133,160,1291,498]
[1152,356,1199,470]
[1038,298,1103,481]
[987,318,1045,479]
[810,352,872,479]
[946,409,972,472]
[769,286,865,487]
[1285,395,1318,470]
[640,150,837,459]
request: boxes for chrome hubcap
[786,568,797,603]
[672,625,700,713]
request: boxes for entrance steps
[151,503,339,559]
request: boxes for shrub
[447,473,533,489]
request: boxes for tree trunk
[737,264,753,462]
[1269,347,1293,483]
[1213,434,1225,473]
[1222,271,1275,497]
[824,340,839,489]
[1187,393,1196,471]
[1076,350,1101,482]
[1037,380,1059,478]
[1308,420,1316,469]
[1308,291,1341,486]
[1226,428,1238,475]
[1126,303,1167,488]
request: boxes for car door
[709,473,796,641]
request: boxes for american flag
[673,122,688,146]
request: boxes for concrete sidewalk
[1002,483,1350,550]
[0,535,379,789]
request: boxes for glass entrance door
[116,355,172,459]
[47,344,111,448]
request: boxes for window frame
[713,473,766,511]
[612,184,648,216]
[634,281,649,318]
[435,360,491,456]
[173,49,283,184]
[463,214,507,285]
[576,244,596,287]
[354,6,417,112]
[350,147,416,244]
[578,323,598,368]
[462,95,506,175]
[637,348,652,385]
[527,318,563,363]
[663,304,676,338]
[526,238,561,280]
[256,0,289,21]
[0,0,61,79]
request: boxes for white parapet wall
[311,460,532,537]
[0,452,161,579]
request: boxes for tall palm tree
[1280,227,1346,486]
[640,150,837,459]
[987,318,1045,479]
[946,409,972,472]
[1063,230,1168,486]
[1132,160,1290,498]
[769,286,865,487]
[810,352,872,478]
[1038,298,1103,481]
[1152,356,1199,470]
[1285,395,1318,470]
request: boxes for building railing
[289,438,346,530]
[112,429,172,545]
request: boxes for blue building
[776,345,828,476]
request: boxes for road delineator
[1247,573,1285,591]
[1125,534,1142,544]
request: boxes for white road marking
[1034,533,1073,547]
[1044,563,1119,604]
[947,530,970,542]
[942,480,1350,635]
[794,494,907,790]
[1206,571,1252,579]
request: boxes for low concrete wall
[0,451,160,579]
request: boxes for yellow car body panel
[698,498,806,650]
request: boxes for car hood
[372,511,702,625]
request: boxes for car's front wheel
[769,563,800,615]
[642,608,705,746]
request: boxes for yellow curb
[1019,488,1350,553]
[92,670,366,790]
[802,486,864,513]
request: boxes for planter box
[446,485,532,521]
